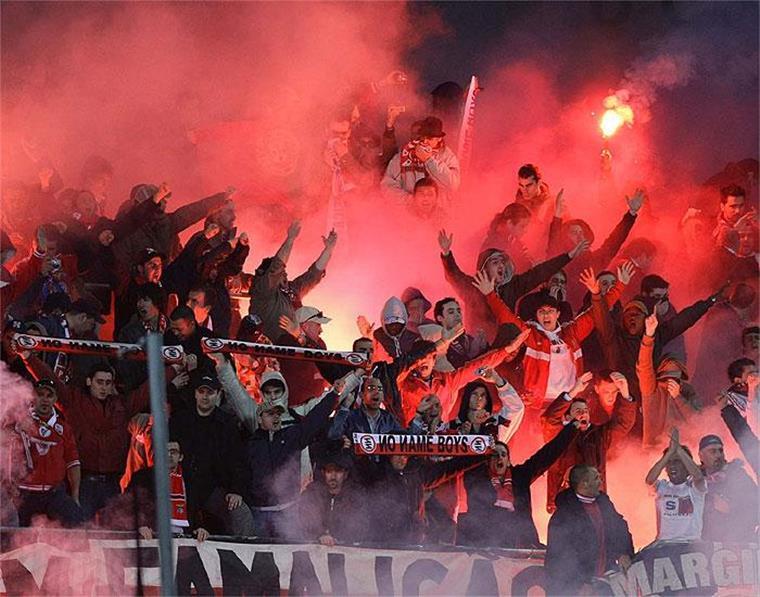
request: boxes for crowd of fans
[0,70,758,594]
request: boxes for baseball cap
[135,247,164,267]
[623,300,649,315]
[192,373,221,391]
[33,378,57,392]
[69,298,106,324]
[698,434,723,451]
[257,400,286,415]
[295,306,331,325]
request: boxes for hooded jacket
[401,287,435,334]
[637,334,701,448]
[218,363,291,434]
[545,489,633,596]
[441,248,571,340]
[374,297,420,359]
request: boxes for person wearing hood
[248,220,336,341]
[445,367,525,443]
[438,227,589,341]
[637,313,702,449]
[476,265,631,408]
[541,370,636,512]
[401,287,435,335]
[112,182,234,281]
[243,372,357,539]
[698,433,758,543]
[169,371,255,537]
[544,465,633,596]
[398,329,530,425]
[298,447,366,545]
[457,418,580,549]
[371,296,421,360]
[547,188,645,306]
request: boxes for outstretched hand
[626,188,646,215]
[279,315,300,338]
[287,220,302,240]
[579,268,600,294]
[471,270,495,295]
[569,371,593,398]
[356,315,375,338]
[323,229,338,250]
[617,260,636,285]
[438,229,453,255]
[568,239,591,259]
[644,312,658,337]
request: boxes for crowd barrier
[0,528,757,595]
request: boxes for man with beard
[298,448,366,545]
[698,434,758,543]
[438,227,589,340]
[248,221,337,341]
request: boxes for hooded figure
[401,287,435,334]
[638,331,702,449]
[441,243,572,341]
[373,296,421,359]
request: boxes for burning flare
[599,93,634,138]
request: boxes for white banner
[0,532,545,595]
[352,433,494,456]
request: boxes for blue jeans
[252,505,298,540]
[80,474,121,520]
[17,486,84,527]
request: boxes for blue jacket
[328,406,403,440]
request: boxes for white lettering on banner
[200,336,367,366]
[602,542,759,596]
[11,333,185,363]
[352,433,494,456]
[0,535,546,595]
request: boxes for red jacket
[486,284,623,406]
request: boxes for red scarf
[170,466,189,528]
[399,140,429,175]
[489,464,515,511]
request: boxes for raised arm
[438,230,474,298]
[720,399,760,476]
[658,289,720,346]
[473,270,528,329]
[314,229,338,271]
[645,429,678,485]
[275,220,302,265]
[519,422,578,483]
[587,190,642,271]
[569,264,629,342]
[209,353,258,434]
[168,188,231,235]
[637,314,659,399]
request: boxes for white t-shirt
[654,478,707,541]
[542,328,576,401]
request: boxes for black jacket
[298,479,367,543]
[247,392,339,507]
[720,404,759,476]
[458,423,577,548]
[545,489,633,596]
[169,407,250,508]
[358,456,482,545]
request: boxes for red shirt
[27,356,156,474]
[13,410,80,492]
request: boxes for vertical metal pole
[146,332,176,596]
